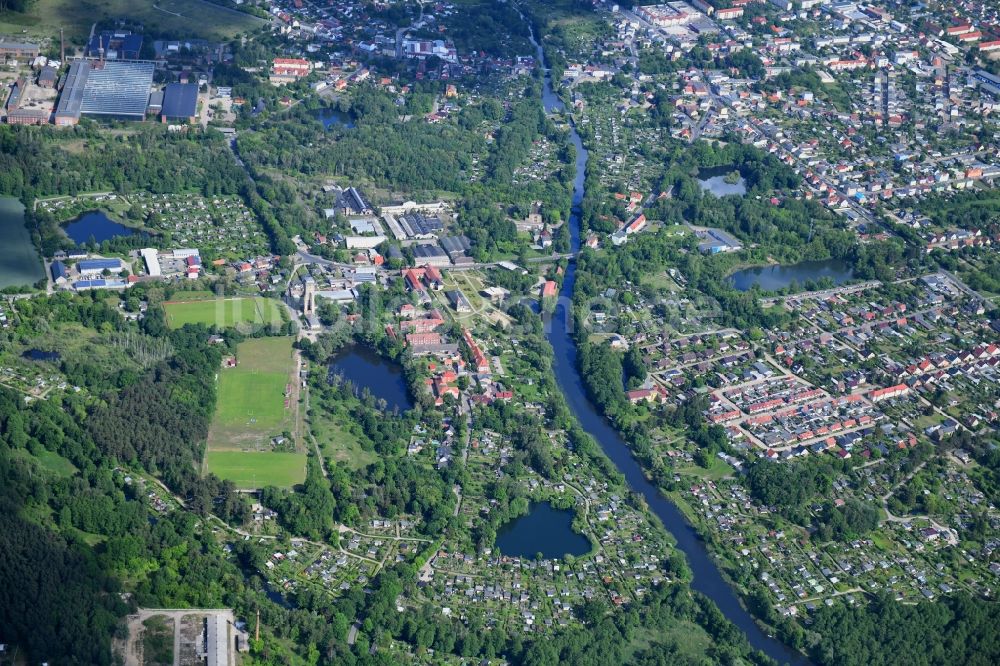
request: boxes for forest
[0,124,294,258]
[808,592,1000,666]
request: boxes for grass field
[312,412,376,471]
[11,448,78,477]
[204,451,305,489]
[206,337,305,487]
[164,297,284,330]
[0,0,264,43]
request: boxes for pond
[697,165,747,198]
[316,108,355,129]
[0,197,45,289]
[729,258,855,292]
[22,349,61,362]
[328,345,413,412]
[63,210,137,245]
[495,502,591,560]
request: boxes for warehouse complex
[54,59,155,125]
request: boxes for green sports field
[204,451,305,489]
[164,297,284,330]
[205,337,305,487]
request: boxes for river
[522,16,806,665]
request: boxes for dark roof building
[87,32,144,60]
[55,60,155,125]
[440,234,472,257]
[5,77,24,110]
[78,258,124,274]
[50,261,68,281]
[37,66,57,89]
[334,187,373,215]
[0,40,39,59]
[398,212,444,236]
[160,82,198,121]
[412,243,450,266]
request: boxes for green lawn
[208,336,295,447]
[311,413,376,471]
[675,455,736,482]
[163,297,283,330]
[205,337,304,487]
[625,619,712,662]
[205,451,305,489]
[0,0,264,43]
[11,448,78,477]
[215,370,287,428]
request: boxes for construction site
[118,608,250,666]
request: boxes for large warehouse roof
[55,60,154,121]
[161,82,198,120]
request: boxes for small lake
[316,108,355,129]
[697,165,747,198]
[729,259,855,292]
[328,345,413,411]
[0,197,45,289]
[495,502,591,560]
[23,349,61,362]
[63,211,137,245]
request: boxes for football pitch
[205,337,305,488]
[164,297,284,330]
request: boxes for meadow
[204,451,305,489]
[205,337,305,488]
[0,0,264,43]
[163,296,283,330]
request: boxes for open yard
[0,0,264,43]
[163,296,283,330]
[205,337,305,488]
[311,411,376,471]
[204,451,305,489]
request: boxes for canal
[523,17,807,665]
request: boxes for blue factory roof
[50,260,68,280]
[78,258,122,271]
[73,279,126,289]
[87,32,144,59]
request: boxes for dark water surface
[0,197,44,288]
[328,345,413,412]
[496,502,591,560]
[730,259,854,292]
[64,210,137,244]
